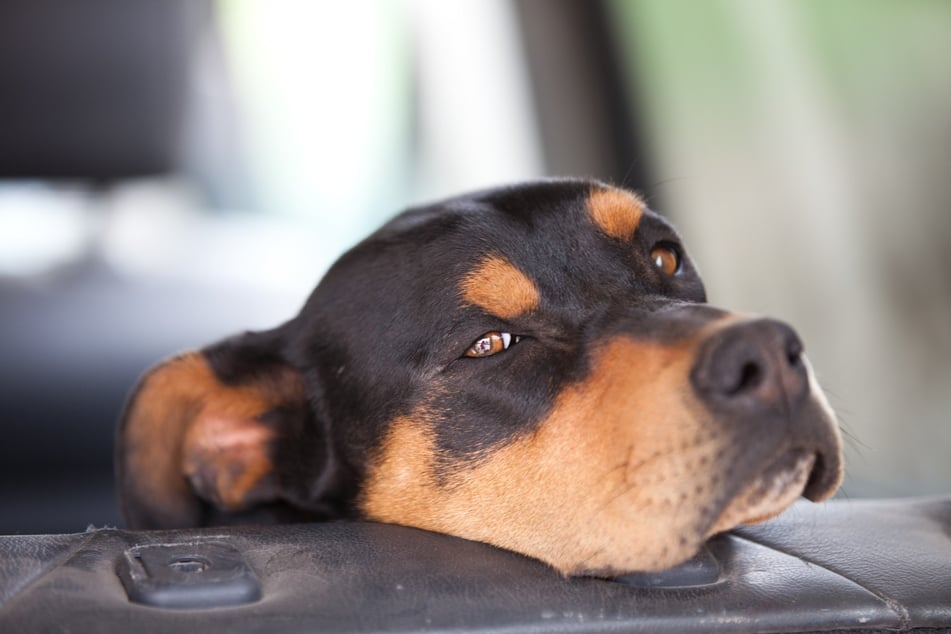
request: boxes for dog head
[118,179,842,575]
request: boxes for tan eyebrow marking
[587,187,646,240]
[461,255,540,319]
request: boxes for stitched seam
[732,532,911,630]
[0,531,98,611]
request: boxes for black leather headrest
[0,0,198,180]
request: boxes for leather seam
[0,531,98,611]
[732,532,911,630]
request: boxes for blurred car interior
[1,0,950,534]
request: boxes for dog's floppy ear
[117,327,334,529]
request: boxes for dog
[116,179,843,576]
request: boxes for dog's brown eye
[650,243,680,276]
[465,332,520,358]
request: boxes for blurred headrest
[0,0,201,181]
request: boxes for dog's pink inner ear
[182,408,278,512]
[118,351,307,528]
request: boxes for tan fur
[123,354,305,517]
[361,313,840,575]
[461,255,540,319]
[363,336,730,575]
[587,187,646,241]
[121,353,205,522]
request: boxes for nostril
[787,349,802,368]
[784,332,804,368]
[691,318,810,415]
[707,347,767,398]
[733,361,763,395]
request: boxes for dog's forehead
[301,180,686,354]
[288,179,704,465]
[385,179,654,242]
[429,181,671,316]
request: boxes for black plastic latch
[614,544,721,588]
[117,540,261,609]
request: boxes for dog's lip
[801,449,840,502]
[706,448,816,535]
[740,449,815,523]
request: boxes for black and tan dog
[117,179,842,576]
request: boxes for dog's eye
[650,242,681,276]
[465,332,521,358]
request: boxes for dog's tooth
[501,332,512,349]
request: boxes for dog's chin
[706,449,816,537]
[569,450,820,578]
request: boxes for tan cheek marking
[361,337,718,575]
[359,415,441,522]
[587,187,646,240]
[461,255,540,319]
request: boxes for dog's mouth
[706,448,816,536]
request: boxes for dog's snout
[691,319,808,416]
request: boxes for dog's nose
[690,319,808,416]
